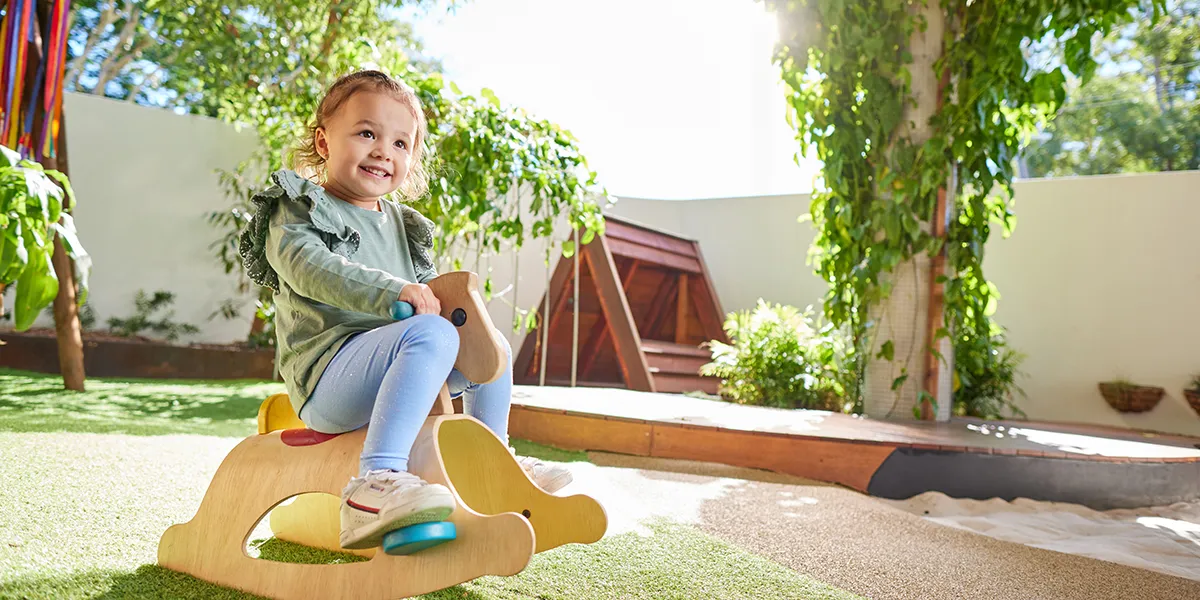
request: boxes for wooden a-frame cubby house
[513,216,728,394]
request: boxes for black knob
[451,308,467,327]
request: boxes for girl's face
[315,90,416,209]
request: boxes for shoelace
[362,469,424,494]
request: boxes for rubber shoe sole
[340,491,456,550]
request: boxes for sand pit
[887,492,1200,581]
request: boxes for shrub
[952,332,1027,419]
[108,290,199,342]
[702,300,856,411]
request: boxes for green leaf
[877,340,894,361]
[0,145,18,167]
[13,242,57,331]
[21,168,62,222]
[43,168,76,213]
[0,223,27,284]
[480,88,501,109]
[561,239,575,258]
[50,214,92,304]
[1064,28,1098,84]
[917,391,937,412]
[983,293,998,316]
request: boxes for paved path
[580,452,1200,600]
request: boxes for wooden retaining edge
[508,405,894,493]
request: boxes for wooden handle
[425,271,508,385]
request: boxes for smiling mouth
[360,166,391,179]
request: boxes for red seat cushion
[280,428,343,447]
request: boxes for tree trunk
[95,34,152,96]
[50,115,85,391]
[33,0,87,391]
[65,1,119,90]
[272,0,344,91]
[1152,55,1168,112]
[919,12,962,421]
[51,239,86,390]
[91,2,141,95]
[864,1,952,422]
[250,314,266,336]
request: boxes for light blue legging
[298,314,513,475]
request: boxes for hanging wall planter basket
[1184,389,1200,417]
[1098,382,1165,413]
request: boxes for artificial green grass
[0,369,590,464]
[5,524,861,600]
[0,369,861,599]
[0,368,280,437]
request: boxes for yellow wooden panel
[257,393,304,435]
[437,417,607,554]
[268,493,375,559]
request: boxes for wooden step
[653,373,720,395]
[645,353,711,376]
[641,340,719,393]
[648,340,710,376]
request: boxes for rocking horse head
[396,271,507,385]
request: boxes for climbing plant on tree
[763,0,1155,418]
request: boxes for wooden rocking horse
[157,271,608,600]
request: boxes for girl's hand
[399,283,441,316]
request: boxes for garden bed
[0,329,275,380]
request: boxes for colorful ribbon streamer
[1,0,71,160]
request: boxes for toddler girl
[239,70,571,551]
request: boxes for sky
[410,0,821,200]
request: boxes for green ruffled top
[238,170,439,415]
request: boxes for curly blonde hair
[290,69,430,201]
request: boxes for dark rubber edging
[867,447,1200,510]
[0,331,275,380]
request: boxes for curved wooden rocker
[158,272,608,600]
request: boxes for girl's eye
[394,140,408,150]
[358,130,375,139]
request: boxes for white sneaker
[512,451,573,494]
[339,469,456,550]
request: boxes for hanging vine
[763,0,1155,416]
